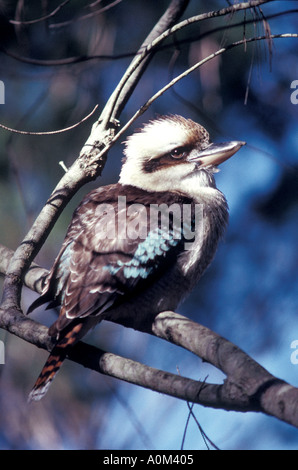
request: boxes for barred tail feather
[28,349,66,402]
[28,321,84,402]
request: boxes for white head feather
[119,115,218,199]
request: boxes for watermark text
[0,80,4,104]
[290,80,298,104]
[94,196,204,250]
[0,340,4,364]
[290,340,298,364]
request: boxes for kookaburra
[28,115,245,401]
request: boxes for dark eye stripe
[143,145,193,173]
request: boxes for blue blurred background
[0,0,297,450]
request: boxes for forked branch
[1,244,298,427]
[0,0,297,431]
[0,0,190,315]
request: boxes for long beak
[188,141,246,167]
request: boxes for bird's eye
[170,147,186,159]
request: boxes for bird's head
[119,115,245,199]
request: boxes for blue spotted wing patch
[103,226,182,281]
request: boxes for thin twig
[0,105,99,136]
[186,402,220,450]
[89,32,298,166]
[50,0,123,29]
[3,5,296,69]
[9,0,70,25]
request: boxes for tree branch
[1,0,298,434]
[0,105,98,136]
[1,243,298,427]
[0,0,189,317]
[9,0,71,26]
[87,32,298,167]
[99,0,190,127]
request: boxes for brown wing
[28,184,188,336]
